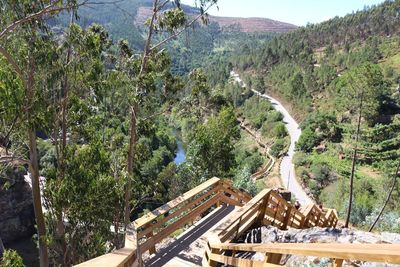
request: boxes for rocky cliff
[0,166,35,244]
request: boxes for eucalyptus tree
[0,1,93,266]
[123,0,219,234]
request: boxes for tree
[369,160,399,232]
[123,0,218,235]
[0,2,123,266]
[185,106,239,180]
[296,128,318,152]
[336,63,388,227]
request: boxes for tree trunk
[345,92,364,228]
[29,128,49,267]
[26,54,49,267]
[124,104,137,230]
[369,161,399,232]
[56,13,73,266]
[123,0,157,236]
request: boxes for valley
[1,0,400,266]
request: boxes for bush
[1,249,25,267]
[270,139,285,157]
[296,128,318,152]
[272,122,287,138]
[310,163,331,186]
[233,166,258,196]
[293,152,311,166]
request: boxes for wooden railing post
[256,196,268,226]
[217,182,223,207]
[332,258,344,267]
[282,205,292,230]
[145,231,156,255]
[265,253,282,264]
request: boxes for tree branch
[0,45,24,80]
[150,2,215,52]
[0,0,96,40]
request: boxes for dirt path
[231,71,313,206]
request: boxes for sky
[181,0,386,26]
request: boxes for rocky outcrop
[0,166,35,244]
[237,226,400,266]
[259,226,400,244]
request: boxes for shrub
[293,152,311,167]
[1,249,25,267]
[272,122,287,138]
[296,128,318,152]
[270,139,285,157]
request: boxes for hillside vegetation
[232,0,400,231]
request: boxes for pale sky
[181,0,386,26]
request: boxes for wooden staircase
[76,178,400,267]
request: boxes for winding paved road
[231,71,313,205]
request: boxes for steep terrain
[230,0,400,232]
[135,6,297,33]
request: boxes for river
[231,71,313,206]
[174,138,186,165]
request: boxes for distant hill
[135,5,297,33]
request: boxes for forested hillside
[232,0,400,231]
[0,0,287,266]
[2,0,400,266]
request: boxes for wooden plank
[209,243,400,264]
[140,194,220,253]
[74,248,136,267]
[333,258,343,267]
[219,194,243,207]
[212,189,270,241]
[220,211,259,243]
[218,202,262,241]
[134,177,220,228]
[137,185,220,238]
[208,253,279,267]
[220,182,252,201]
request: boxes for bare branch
[0,0,102,40]
[0,45,24,80]
[150,2,215,52]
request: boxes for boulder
[0,166,35,244]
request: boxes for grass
[382,53,400,72]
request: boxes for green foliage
[0,249,25,267]
[296,128,318,152]
[270,139,286,157]
[233,166,257,196]
[241,96,273,129]
[334,63,388,126]
[185,106,239,180]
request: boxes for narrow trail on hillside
[237,117,275,181]
[231,71,313,206]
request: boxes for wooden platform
[144,205,235,267]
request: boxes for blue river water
[174,138,186,165]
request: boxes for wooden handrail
[134,177,221,229]
[204,187,345,267]
[207,243,400,265]
[132,178,251,263]
[75,177,246,267]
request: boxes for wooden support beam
[265,253,282,264]
[332,258,344,267]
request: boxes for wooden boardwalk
[76,178,400,267]
[145,205,235,267]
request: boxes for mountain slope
[229,0,400,232]
[135,6,297,33]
